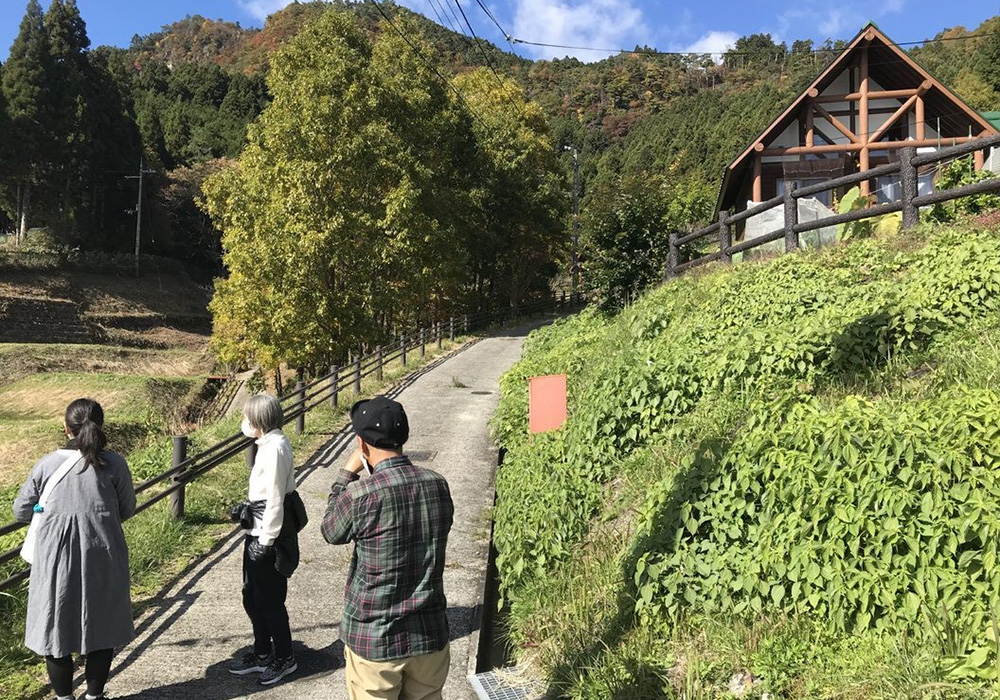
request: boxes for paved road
[105,327,535,700]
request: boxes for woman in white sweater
[228,394,299,686]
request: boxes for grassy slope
[0,268,216,488]
[492,218,1000,700]
[0,334,469,700]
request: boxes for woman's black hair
[65,398,108,470]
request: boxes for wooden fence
[667,133,1000,277]
[0,292,583,592]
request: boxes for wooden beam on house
[759,136,978,157]
[814,87,925,103]
[806,106,814,148]
[975,149,986,170]
[916,94,925,139]
[812,102,858,143]
[868,93,919,144]
[859,44,870,196]
[752,154,762,202]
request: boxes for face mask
[361,455,372,476]
[241,418,257,439]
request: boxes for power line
[472,0,519,55]
[423,0,453,36]
[366,0,487,126]
[450,0,523,114]
[509,31,985,58]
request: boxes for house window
[777,178,833,207]
[876,175,901,204]
[918,171,934,196]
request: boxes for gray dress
[13,449,137,657]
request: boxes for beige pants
[345,644,451,700]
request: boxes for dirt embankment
[0,269,214,347]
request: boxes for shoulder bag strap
[37,450,83,510]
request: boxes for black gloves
[230,502,246,524]
[247,538,274,563]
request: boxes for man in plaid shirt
[322,396,454,700]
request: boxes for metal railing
[666,134,1000,277]
[0,292,585,591]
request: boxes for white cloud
[237,0,296,22]
[682,30,739,57]
[510,0,650,62]
[818,9,846,38]
[880,0,905,14]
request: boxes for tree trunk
[18,183,31,245]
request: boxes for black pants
[45,648,113,698]
[242,536,292,658]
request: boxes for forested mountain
[1,1,998,292]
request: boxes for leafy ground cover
[492,217,1000,699]
[0,334,469,700]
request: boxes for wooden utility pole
[126,158,156,278]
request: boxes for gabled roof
[718,22,999,211]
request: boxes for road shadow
[114,639,345,700]
[111,604,477,699]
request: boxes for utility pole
[126,158,156,278]
[565,145,580,302]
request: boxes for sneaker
[228,651,271,675]
[258,655,297,686]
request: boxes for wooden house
[718,23,999,215]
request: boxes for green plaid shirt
[321,456,454,661]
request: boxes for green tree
[45,0,96,240]
[1,0,55,242]
[977,19,1000,92]
[203,8,475,369]
[455,68,568,308]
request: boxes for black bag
[231,493,306,534]
[285,490,308,533]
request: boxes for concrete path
[105,326,535,700]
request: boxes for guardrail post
[401,334,407,367]
[376,346,384,381]
[719,211,732,264]
[900,146,919,230]
[170,435,187,520]
[295,370,305,435]
[353,354,362,395]
[244,437,257,470]
[449,317,455,342]
[784,190,799,253]
[561,291,567,308]
[329,365,339,409]
[437,321,443,350]
[420,328,426,358]
[667,232,679,279]
[464,314,470,333]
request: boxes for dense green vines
[492,220,1000,683]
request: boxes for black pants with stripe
[242,536,292,659]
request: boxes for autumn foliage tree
[203,8,561,369]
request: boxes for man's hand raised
[345,447,366,474]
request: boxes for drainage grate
[407,450,438,462]
[471,390,493,395]
[469,669,539,700]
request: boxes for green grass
[0,372,201,491]
[0,333,470,700]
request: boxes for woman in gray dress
[13,398,136,700]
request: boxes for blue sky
[1,0,998,62]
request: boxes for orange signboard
[528,374,568,434]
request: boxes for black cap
[351,396,409,449]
